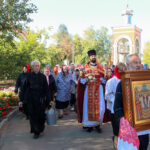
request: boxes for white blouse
[105,76,120,113]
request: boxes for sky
[29,0,150,51]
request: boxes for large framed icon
[121,71,150,132]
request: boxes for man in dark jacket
[114,54,150,150]
[20,60,51,139]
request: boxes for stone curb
[0,107,18,129]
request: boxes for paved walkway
[0,111,150,150]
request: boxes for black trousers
[139,134,149,150]
[29,114,45,134]
[70,94,76,106]
[109,111,119,136]
[28,101,46,135]
[23,103,29,118]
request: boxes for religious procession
[13,49,150,150]
[1,0,150,150]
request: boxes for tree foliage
[0,40,18,79]
[0,0,37,45]
[0,25,112,80]
[52,24,73,61]
[46,45,64,68]
[52,25,112,65]
[143,42,150,66]
[74,26,112,64]
[0,28,49,79]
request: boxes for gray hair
[31,60,41,66]
[116,62,126,71]
[125,53,139,64]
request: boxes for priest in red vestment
[77,49,106,132]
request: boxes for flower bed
[0,86,18,117]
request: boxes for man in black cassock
[20,60,51,139]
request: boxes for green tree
[73,34,84,64]
[143,42,150,66]
[46,45,64,69]
[74,26,112,64]
[0,40,20,79]
[0,0,37,45]
[15,28,50,66]
[0,28,50,79]
[52,24,73,62]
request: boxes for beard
[91,58,96,63]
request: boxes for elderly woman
[55,65,74,118]
[105,68,113,80]
[43,65,57,102]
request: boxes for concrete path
[0,111,149,150]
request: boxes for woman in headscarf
[143,63,149,70]
[105,68,114,81]
[53,65,60,79]
[103,67,114,123]
[55,64,74,118]
[15,64,30,119]
[43,65,57,103]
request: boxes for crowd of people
[15,50,150,150]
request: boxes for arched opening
[117,38,130,63]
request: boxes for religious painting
[121,71,150,132]
[132,81,150,124]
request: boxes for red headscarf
[53,65,58,75]
[24,64,30,73]
[114,66,121,79]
